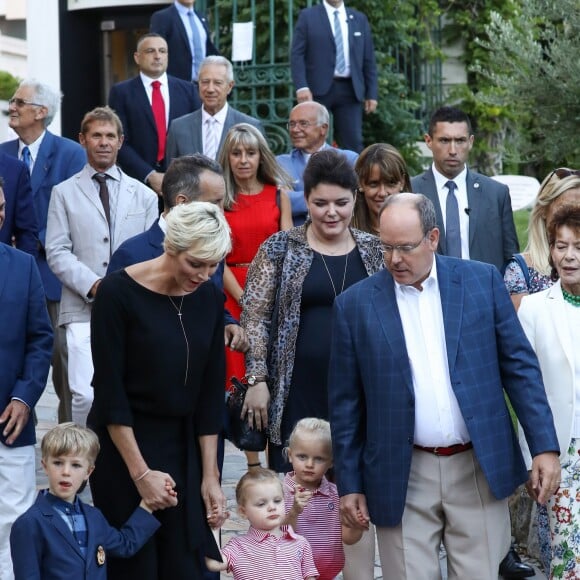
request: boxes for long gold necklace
[168,295,189,385]
[317,250,350,297]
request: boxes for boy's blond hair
[41,422,100,466]
[235,467,282,506]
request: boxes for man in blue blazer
[150,0,219,82]
[291,0,378,153]
[0,152,37,256]
[0,79,86,424]
[411,106,519,273]
[328,193,560,579]
[277,101,358,225]
[0,182,53,580]
[108,33,200,197]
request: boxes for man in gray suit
[411,106,519,273]
[46,107,157,426]
[165,55,264,164]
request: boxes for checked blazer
[328,255,559,527]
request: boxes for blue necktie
[21,146,32,174]
[188,10,204,81]
[445,180,462,258]
[333,10,346,74]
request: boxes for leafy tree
[0,70,19,101]
[473,0,580,171]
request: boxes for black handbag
[226,377,267,452]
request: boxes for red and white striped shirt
[284,473,345,580]
[221,524,319,580]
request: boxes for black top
[89,269,224,432]
[270,247,367,472]
[87,270,224,575]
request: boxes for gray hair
[291,101,329,126]
[380,192,437,234]
[199,55,234,83]
[18,79,62,127]
[163,201,231,261]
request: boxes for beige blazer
[46,164,157,326]
[518,279,576,468]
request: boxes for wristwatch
[245,375,268,386]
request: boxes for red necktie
[151,80,166,162]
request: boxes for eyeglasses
[381,233,429,255]
[287,120,317,130]
[8,98,44,108]
[549,168,580,180]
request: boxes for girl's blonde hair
[285,417,332,459]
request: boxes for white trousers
[0,444,35,580]
[66,321,94,426]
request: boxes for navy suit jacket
[10,491,160,580]
[107,219,237,326]
[150,4,218,82]
[291,3,378,102]
[0,132,86,301]
[411,167,519,273]
[328,256,559,527]
[0,243,52,448]
[0,152,38,257]
[276,144,358,224]
[108,75,201,182]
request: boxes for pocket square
[354,31,362,37]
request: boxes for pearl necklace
[562,288,580,307]
[168,296,190,385]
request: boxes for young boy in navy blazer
[10,423,172,579]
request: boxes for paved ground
[34,381,546,579]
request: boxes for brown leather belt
[413,442,473,456]
[227,263,251,268]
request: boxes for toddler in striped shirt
[205,467,319,579]
[283,418,366,580]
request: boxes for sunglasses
[549,168,580,180]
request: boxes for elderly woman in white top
[518,203,580,579]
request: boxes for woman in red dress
[219,123,293,467]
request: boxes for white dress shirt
[432,163,471,260]
[140,72,170,128]
[202,102,229,154]
[395,258,470,446]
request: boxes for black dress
[269,247,367,472]
[88,270,224,580]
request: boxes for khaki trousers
[376,448,510,580]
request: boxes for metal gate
[198,0,441,154]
